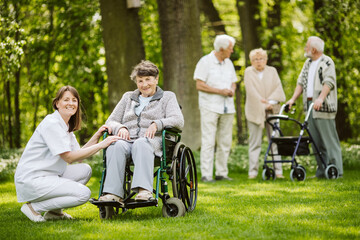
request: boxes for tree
[263,0,282,74]
[199,0,227,35]
[236,0,261,67]
[99,0,145,110]
[157,0,203,149]
[313,0,354,140]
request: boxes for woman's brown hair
[52,85,82,132]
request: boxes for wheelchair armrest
[163,126,182,134]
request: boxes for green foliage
[1,0,108,147]
[0,149,22,181]
[314,0,360,140]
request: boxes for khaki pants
[248,120,282,177]
[200,107,234,178]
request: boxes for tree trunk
[236,0,262,143]
[236,0,261,67]
[99,0,145,110]
[265,0,282,74]
[157,0,203,150]
[14,2,21,148]
[5,78,13,148]
[199,0,227,34]
[313,0,352,140]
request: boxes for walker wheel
[325,164,339,179]
[162,198,186,218]
[298,165,306,173]
[290,166,306,181]
[262,167,275,180]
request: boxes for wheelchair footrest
[89,198,124,208]
[124,199,158,209]
[89,198,158,209]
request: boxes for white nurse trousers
[31,163,92,213]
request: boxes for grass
[1,146,360,239]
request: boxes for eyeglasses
[253,58,265,62]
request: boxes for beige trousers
[200,107,234,178]
[248,120,282,176]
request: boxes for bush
[0,149,22,181]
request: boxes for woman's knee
[77,185,91,204]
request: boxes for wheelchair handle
[102,129,109,139]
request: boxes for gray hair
[249,48,268,61]
[213,34,236,52]
[130,60,159,82]
[308,36,324,53]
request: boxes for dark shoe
[215,176,233,181]
[201,176,215,182]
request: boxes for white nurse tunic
[15,110,80,203]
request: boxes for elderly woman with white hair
[244,48,286,179]
[194,34,237,182]
[99,60,184,203]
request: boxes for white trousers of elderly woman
[248,120,282,177]
[31,163,92,213]
[200,107,234,179]
[103,138,155,198]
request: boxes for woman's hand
[98,136,121,149]
[144,123,157,139]
[117,127,130,140]
[96,125,112,136]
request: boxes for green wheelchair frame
[90,126,198,219]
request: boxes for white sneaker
[21,204,46,222]
[44,211,73,220]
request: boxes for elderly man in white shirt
[194,34,237,182]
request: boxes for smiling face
[136,75,158,97]
[56,90,78,123]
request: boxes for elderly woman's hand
[145,123,157,139]
[117,127,130,140]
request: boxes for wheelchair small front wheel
[162,198,186,218]
[99,206,115,220]
[99,206,106,219]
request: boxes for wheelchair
[89,126,198,219]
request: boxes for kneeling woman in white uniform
[14,86,120,222]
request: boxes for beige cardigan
[244,65,286,128]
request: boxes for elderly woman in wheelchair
[91,60,198,218]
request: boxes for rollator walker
[90,127,198,219]
[262,103,340,181]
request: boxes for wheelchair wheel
[262,167,275,180]
[171,158,181,198]
[99,206,115,219]
[290,166,306,181]
[325,164,339,179]
[179,145,198,212]
[162,197,186,218]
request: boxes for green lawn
[1,145,360,239]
